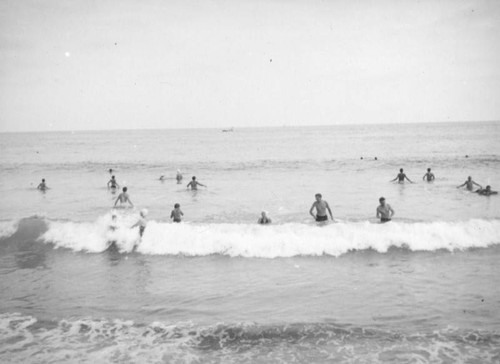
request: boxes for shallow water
[1,122,499,363]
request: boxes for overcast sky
[0,0,499,132]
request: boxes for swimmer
[37,178,48,191]
[187,176,206,190]
[476,185,498,196]
[176,170,183,184]
[114,187,134,208]
[376,197,394,223]
[109,168,113,175]
[159,175,165,181]
[309,193,335,223]
[131,209,148,237]
[391,168,414,183]
[422,168,435,182]
[257,211,272,224]
[109,212,118,232]
[457,176,482,191]
[107,175,119,189]
[170,203,184,222]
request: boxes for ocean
[0,121,499,363]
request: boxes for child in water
[131,209,148,237]
[170,203,184,223]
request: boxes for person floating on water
[131,209,148,238]
[422,168,435,182]
[391,168,414,183]
[37,178,48,191]
[476,185,498,196]
[257,211,272,224]
[114,187,134,208]
[176,170,183,184]
[187,176,206,190]
[309,193,335,223]
[376,197,394,223]
[457,176,482,191]
[170,203,184,223]
[107,176,119,190]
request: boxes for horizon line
[0,119,499,134]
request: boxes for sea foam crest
[40,215,500,257]
[0,219,20,239]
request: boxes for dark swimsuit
[316,215,328,222]
[381,218,391,223]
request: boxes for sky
[0,0,499,132]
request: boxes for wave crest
[35,215,500,257]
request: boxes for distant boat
[222,128,234,132]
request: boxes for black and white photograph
[1,0,499,362]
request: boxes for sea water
[0,122,499,363]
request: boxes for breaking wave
[1,215,499,258]
[0,313,498,364]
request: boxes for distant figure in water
[422,168,435,182]
[170,203,184,222]
[309,193,335,223]
[376,197,394,223]
[131,209,148,237]
[159,175,165,181]
[391,168,414,183]
[114,187,134,208]
[107,175,119,189]
[257,211,272,224]
[476,185,497,196]
[37,178,48,191]
[109,168,113,175]
[457,176,482,191]
[176,170,183,184]
[109,212,118,232]
[187,176,206,190]
[106,212,120,250]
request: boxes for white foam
[40,216,500,257]
[42,212,142,253]
[0,219,20,239]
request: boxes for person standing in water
[391,168,414,183]
[257,211,272,224]
[170,203,184,223]
[107,176,119,190]
[37,179,48,191]
[309,193,335,223]
[457,176,482,191]
[422,168,435,182]
[187,176,206,190]
[176,170,183,184]
[131,209,148,237]
[376,197,394,223]
[114,187,134,208]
